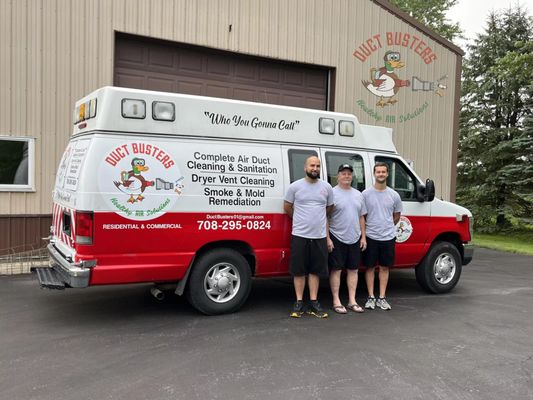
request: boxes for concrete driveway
[1,248,532,400]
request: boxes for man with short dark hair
[284,155,334,318]
[363,162,402,310]
[327,164,367,314]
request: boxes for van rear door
[51,138,92,255]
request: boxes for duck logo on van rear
[99,142,184,221]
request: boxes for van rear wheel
[186,249,252,315]
[415,241,462,294]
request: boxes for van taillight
[75,211,93,245]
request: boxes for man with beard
[284,155,334,318]
[363,162,402,310]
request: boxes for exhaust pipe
[150,286,165,301]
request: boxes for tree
[457,6,533,229]
[388,0,462,41]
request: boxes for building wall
[0,0,461,219]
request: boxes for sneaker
[290,300,305,318]
[365,297,376,310]
[307,300,328,318]
[376,297,392,310]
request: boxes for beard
[306,170,320,179]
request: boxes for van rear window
[325,152,365,192]
[287,149,318,183]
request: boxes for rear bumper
[47,243,93,288]
[463,243,474,265]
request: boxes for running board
[33,267,66,290]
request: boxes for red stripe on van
[72,211,468,286]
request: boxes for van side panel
[81,211,291,285]
[394,215,431,267]
[427,216,471,243]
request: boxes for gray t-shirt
[284,178,334,239]
[329,186,367,244]
[362,186,403,241]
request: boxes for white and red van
[34,86,473,314]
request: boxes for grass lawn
[474,230,533,256]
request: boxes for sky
[446,0,533,49]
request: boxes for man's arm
[326,219,334,252]
[359,214,367,250]
[283,201,294,218]
[326,204,334,217]
[393,212,401,225]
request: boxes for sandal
[333,305,347,314]
[347,303,364,313]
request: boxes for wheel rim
[433,252,456,284]
[203,262,241,303]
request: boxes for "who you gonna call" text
[204,112,300,131]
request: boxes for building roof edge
[372,0,465,56]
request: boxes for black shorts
[328,233,361,271]
[363,237,396,268]
[289,235,328,277]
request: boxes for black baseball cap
[338,164,353,172]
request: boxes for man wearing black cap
[326,164,367,314]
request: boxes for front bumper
[463,243,474,265]
[47,243,93,288]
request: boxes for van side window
[325,152,365,191]
[288,149,318,183]
[375,156,417,201]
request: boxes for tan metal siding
[0,0,460,221]
[0,0,12,215]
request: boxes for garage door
[114,34,331,110]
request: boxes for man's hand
[360,237,367,251]
[327,237,334,253]
[393,212,401,225]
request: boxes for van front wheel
[415,241,462,294]
[186,249,252,315]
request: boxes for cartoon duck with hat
[362,51,411,107]
[114,158,154,203]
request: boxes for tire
[415,241,462,294]
[186,248,252,315]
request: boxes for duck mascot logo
[396,216,413,243]
[353,31,449,124]
[363,51,411,108]
[99,142,184,221]
[114,158,155,203]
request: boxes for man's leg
[306,238,329,318]
[290,275,307,318]
[294,275,306,301]
[307,273,328,318]
[329,269,342,306]
[365,267,377,309]
[365,267,375,298]
[378,266,389,298]
[308,273,320,300]
[347,269,358,306]
[375,239,393,310]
